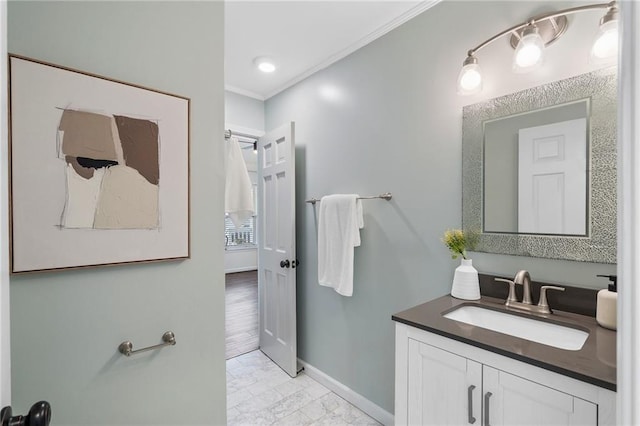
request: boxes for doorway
[224,129,260,360]
[223,122,298,378]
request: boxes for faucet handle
[538,286,565,313]
[494,278,518,303]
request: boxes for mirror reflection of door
[518,118,587,235]
[483,99,589,236]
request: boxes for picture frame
[9,55,190,273]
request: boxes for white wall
[225,248,258,273]
[8,2,226,424]
[225,90,265,131]
[265,0,617,413]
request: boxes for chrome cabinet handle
[484,392,493,426]
[467,385,476,424]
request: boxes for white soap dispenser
[596,274,617,331]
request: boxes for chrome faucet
[495,270,565,314]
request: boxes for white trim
[298,359,394,426]
[617,0,640,424]
[263,0,441,100]
[225,246,257,252]
[225,266,258,274]
[0,0,11,406]
[225,85,265,101]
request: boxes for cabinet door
[482,366,597,426]
[407,339,482,425]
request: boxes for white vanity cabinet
[396,323,616,426]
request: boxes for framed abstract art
[9,55,190,273]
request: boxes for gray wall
[265,0,617,414]
[8,2,226,425]
[225,90,265,132]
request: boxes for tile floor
[227,350,382,425]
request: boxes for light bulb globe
[513,27,545,72]
[457,58,482,95]
[591,19,618,60]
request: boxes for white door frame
[1,0,12,406]
[618,1,640,423]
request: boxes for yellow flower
[442,229,475,260]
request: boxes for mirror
[462,68,617,263]
[483,99,589,236]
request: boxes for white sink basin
[443,305,589,351]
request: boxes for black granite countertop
[392,294,616,391]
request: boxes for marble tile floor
[227,350,382,426]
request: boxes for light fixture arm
[467,1,615,57]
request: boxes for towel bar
[305,192,392,205]
[118,331,176,357]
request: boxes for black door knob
[1,401,51,426]
[280,259,290,268]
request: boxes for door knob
[280,259,290,268]
[1,401,51,426]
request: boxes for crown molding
[225,85,265,101]
[263,0,441,100]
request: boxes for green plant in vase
[442,228,480,300]
[442,229,478,260]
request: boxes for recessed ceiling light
[254,57,276,73]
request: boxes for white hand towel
[225,137,255,228]
[318,194,364,297]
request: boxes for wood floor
[226,270,259,359]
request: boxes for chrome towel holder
[118,331,176,357]
[305,192,392,205]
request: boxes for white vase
[451,258,480,300]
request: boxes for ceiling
[225,1,438,100]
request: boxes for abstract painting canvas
[9,55,190,273]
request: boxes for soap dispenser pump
[596,274,617,330]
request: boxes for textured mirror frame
[462,68,617,264]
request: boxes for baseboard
[297,359,394,426]
[224,266,258,274]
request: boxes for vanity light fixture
[254,56,276,73]
[457,1,618,95]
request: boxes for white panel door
[407,339,482,425]
[483,366,597,426]
[518,118,587,235]
[258,122,297,377]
